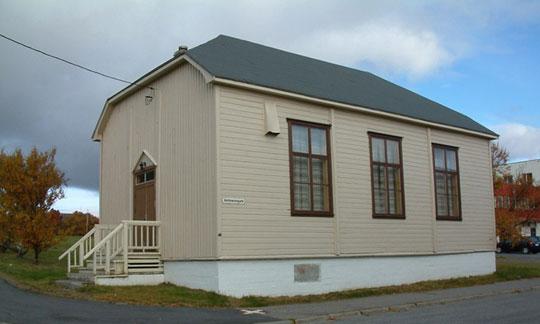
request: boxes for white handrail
[58,226,98,260]
[84,223,124,259]
[60,220,161,276]
[123,220,161,226]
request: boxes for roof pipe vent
[174,45,188,57]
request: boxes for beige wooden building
[62,35,497,296]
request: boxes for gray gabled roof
[186,35,496,137]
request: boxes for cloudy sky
[1,0,539,216]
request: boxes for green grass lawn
[0,236,79,290]
[1,237,540,308]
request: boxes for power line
[0,32,154,90]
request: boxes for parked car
[496,239,513,253]
[522,236,540,254]
[496,236,540,254]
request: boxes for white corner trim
[184,56,214,83]
[212,78,498,140]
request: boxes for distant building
[495,159,540,237]
[504,159,540,186]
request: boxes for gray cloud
[1,0,538,190]
[492,123,540,161]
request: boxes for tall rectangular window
[369,133,405,218]
[432,144,461,220]
[288,120,333,216]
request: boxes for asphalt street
[324,288,540,324]
[3,268,540,324]
[0,279,275,324]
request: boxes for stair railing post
[79,243,84,268]
[67,253,71,274]
[95,227,101,244]
[123,221,128,274]
[105,240,111,275]
[93,252,97,274]
[158,223,162,253]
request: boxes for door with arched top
[133,167,156,221]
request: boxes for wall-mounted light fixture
[145,95,153,105]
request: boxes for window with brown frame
[288,120,333,216]
[369,133,405,218]
[432,144,461,220]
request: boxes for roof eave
[212,77,498,140]
[91,52,497,142]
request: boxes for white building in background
[505,159,540,185]
[501,159,540,237]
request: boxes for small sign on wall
[222,197,245,205]
[294,264,321,282]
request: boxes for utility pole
[85,210,89,233]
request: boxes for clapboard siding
[431,129,495,252]
[217,85,493,258]
[334,109,433,255]
[218,87,335,257]
[100,63,217,259]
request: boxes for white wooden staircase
[59,221,162,284]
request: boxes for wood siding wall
[430,129,496,252]
[216,86,495,258]
[100,63,217,259]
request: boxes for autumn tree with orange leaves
[61,211,99,236]
[494,168,540,243]
[0,148,66,263]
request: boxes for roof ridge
[212,34,372,75]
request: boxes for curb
[263,285,540,323]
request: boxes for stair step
[128,253,160,257]
[128,264,163,268]
[127,257,161,261]
[127,268,164,274]
[67,272,94,282]
[56,279,87,289]
[128,259,161,264]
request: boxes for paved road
[0,279,275,324]
[3,276,540,324]
[497,252,540,264]
[324,288,540,324]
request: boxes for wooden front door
[133,168,156,221]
